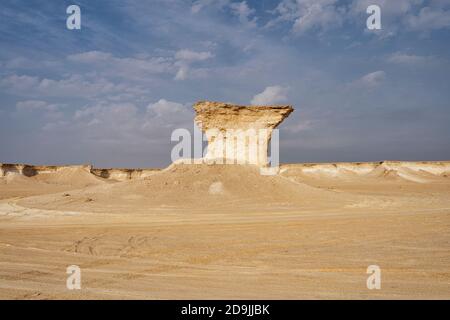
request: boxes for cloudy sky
[1,0,449,168]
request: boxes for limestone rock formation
[194,101,294,166]
[91,168,160,181]
[0,163,160,181]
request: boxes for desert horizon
[1,157,449,299]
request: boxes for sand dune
[33,166,107,187]
[16,163,347,214]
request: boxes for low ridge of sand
[15,163,348,214]
[32,166,107,187]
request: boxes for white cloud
[174,49,213,62]
[16,100,65,120]
[148,99,185,115]
[267,0,450,37]
[351,0,450,35]
[1,73,138,99]
[3,57,60,69]
[191,0,256,27]
[1,74,39,90]
[406,6,450,31]
[68,99,192,143]
[268,0,345,35]
[352,71,386,89]
[71,102,146,143]
[174,49,213,80]
[147,99,192,125]
[16,100,60,112]
[349,0,418,38]
[251,85,289,105]
[67,51,113,63]
[191,0,230,13]
[387,52,434,65]
[68,51,174,80]
[229,1,257,27]
[350,0,418,18]
[174,66,189,81]
[430,0,450,9]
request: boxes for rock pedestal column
[194,101,293,166]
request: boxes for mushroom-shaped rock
[194,101,293,166]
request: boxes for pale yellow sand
[0,162,449,299]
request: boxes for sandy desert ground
[0,161,449,299]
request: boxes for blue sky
[1,0,450,168]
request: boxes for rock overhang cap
[194,101,294,130]
[194,100,294,112]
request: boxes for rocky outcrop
[281,161,450,175]
[280,161,450,182]
[194,101,293,166]
[0,163,38,177]
[0,164,92,177]
[0,163,159,181]
[90,168,160,181]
